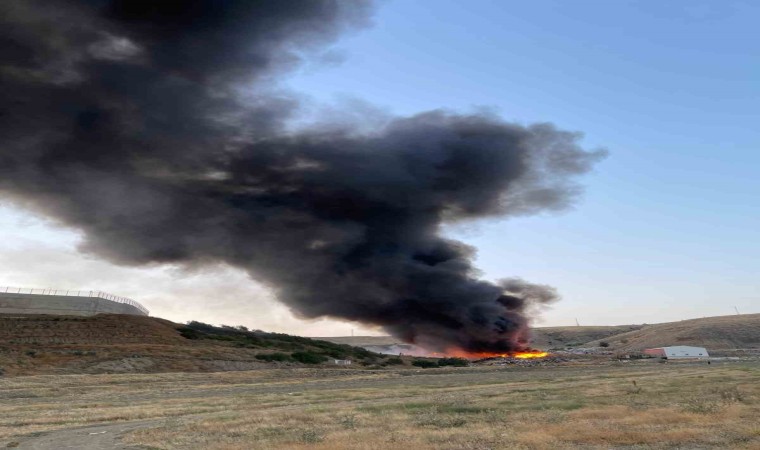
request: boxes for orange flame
[436,348,549,360]
[512,350,549,359]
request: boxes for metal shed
[643,346,709,359]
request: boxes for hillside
[584,313,760,352]
[322,335,401,346]
[324,314,760,353]
[528,325,644,349]
[321,326,644,350]
[0,314,387,376]
[3,312,757,376]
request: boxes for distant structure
[331,359,352,365]
[644,346,709,359]
[0,287,149,317]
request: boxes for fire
[437,348,549,360]
[512,350,549,359]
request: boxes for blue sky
[1,0,758,332]
[286,0,760,325]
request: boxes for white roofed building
[644,346,709,359]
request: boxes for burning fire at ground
[435,349,549,360]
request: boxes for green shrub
[384,357,404,365]
[299,428,324,443]
[321,349,349,359]
[599,341,610,348]
[437,357,469,367]
[291,352,328,364]
[177,327,203,340]
[412,360,438,368]
[179,322,381,360]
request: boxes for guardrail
[0,286,149,316]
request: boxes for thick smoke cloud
[0,0,605,353]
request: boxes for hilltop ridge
[322,313,760,353]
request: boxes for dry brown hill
[583,313,760,352]
[528,325,643,349]
[324,314,760,353]
[0,314,384,376]
[0,314,185,346]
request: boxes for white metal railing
[0,286,149,316]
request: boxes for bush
[384,357,404,365]
[177,327,203,340]
[412,360,438,368]
[437,357,469,367]
[291,351,328,364]
[255,352,291,362]
[599,341,610,348]
[321,349,349,359]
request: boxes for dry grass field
[1,359,758,449]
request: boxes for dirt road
[10,420,160,450]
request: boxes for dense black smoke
[0,1,605,353]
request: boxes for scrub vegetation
[1,361,758,449]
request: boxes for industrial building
[0,287,149,317]
[643,346,709,359]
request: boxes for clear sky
[1,0,758,334]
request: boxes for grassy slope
[528,325,644,349]
[584,313,760,352]
[0,314,387,376]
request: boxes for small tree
[412,360,438,368]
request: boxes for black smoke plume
[0,1,605,353]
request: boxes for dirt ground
[1,359,759,449]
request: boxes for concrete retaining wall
[0,293,148,316]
